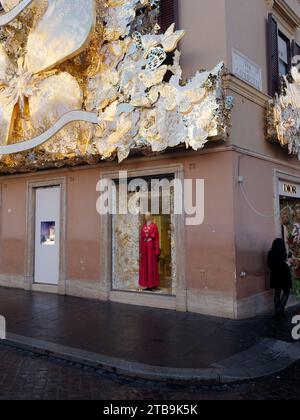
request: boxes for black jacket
[267,250,292,290]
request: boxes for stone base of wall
[0,275,24,289]
[235,290,274,319]
[236,290,299,319]
[32,284,58,294]
[187,289,299,319]
[0,277,299,319]
[187,289,236,318]
[109,290,176,310]
[65,279,105,300]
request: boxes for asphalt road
[0,343,299,400]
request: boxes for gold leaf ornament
[0,0,95,145]
[0,0,230,171]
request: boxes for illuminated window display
[280,193,300,296]
[112,177,176,295]
[40,221,56,246]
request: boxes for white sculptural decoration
[0,0,232,172]
[267,66,300,158]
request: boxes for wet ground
[1,287,299,369]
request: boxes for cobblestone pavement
[0,344,299,400]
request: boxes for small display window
[41,221,56,246]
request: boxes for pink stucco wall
[0,150,236,299]
[0,179,27,275]
[0,1,300,318]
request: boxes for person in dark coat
[267,238,292,316]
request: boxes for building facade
[0,0,300,319]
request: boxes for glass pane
[279,59,288,76]
[278,35,289,64]
[280,198,300,295]
[112,178,176,295]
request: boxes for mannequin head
[145,212,152,223]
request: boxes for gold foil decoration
[267,66,300,158]
[25,0,96,74]
[0,0,95,146]
[29,73,83,130]
[0,0,231,173]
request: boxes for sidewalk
[0,286,300,384]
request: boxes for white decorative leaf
[0,45,13,82]
[25,0,95,74]
[0,93,15,145]
[29,72,82,130]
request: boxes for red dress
[139,223,160,288]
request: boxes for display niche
[112,176,176,295]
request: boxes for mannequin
[139,212,160,291]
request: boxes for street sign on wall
[232,48,263,91]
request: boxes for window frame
[267,13,293,96]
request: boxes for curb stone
[1,333,300,386]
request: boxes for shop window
[280,194,300,296]
[112,175,176,296]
